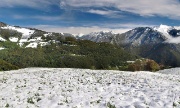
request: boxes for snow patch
[0,37,6,41]
[1,26,34,36]
[9,37,19,42]
[25,42,38,48]
[44,33,52,37]
[19,39,28,43]
[0,47,5,50]
[28,37,42,42]
[73,33,84,37]
[39,42,49,46]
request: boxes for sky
[1,0,180,34]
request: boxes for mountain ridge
[1,21,180,67]
[78,24,180,67]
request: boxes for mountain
[112,25,180,67]
[78,31,115,43]
[0,21,139,71]
[1,21,180,67]
[113,27,166,47]
[79,25,180,67]
[0,22,74,49]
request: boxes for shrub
[0,59,19,71]
[146,59,160,71]
[128,59,160,71]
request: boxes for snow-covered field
[0,68,180,108]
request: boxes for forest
[0,35,161,71]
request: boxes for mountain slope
[79,25,180,67]
[112,26,180,66]
[0,22,139,70]
[0,23,74,48]
[113,27,166,47]
[79,31,115,43]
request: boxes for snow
[44,33,52,37]
[0,47,5,50]
[73,33,84,37]
[25,42,38,48]
[44,33,49,37]
[28,39,37,42]
[9,37,19,42]
[0,68,179,108]
[0,37,6,41]
[39,42,49,46]
[153,24,172,39]
[1,25,35,45]
[1,26,34,37]
[19,39,28,43]
[28,37,42,42]
[158,68,180,75]
[36,37,42,41]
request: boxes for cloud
[102,23,156,29]
[31,23,154,34]
[88,9,115,15]
[0,0,59,9]
[32,25,130,34]
[60,0,180,20]
[87,9,123,18]
[12,15,62,21]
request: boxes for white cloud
[12,15,62,21]
[101,23,156,29]
[88,9,115,15]
[60,0,180,19]
[87,9,123,18]
[32,25,130,34]
[0,0,59,9]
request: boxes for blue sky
[0,0,180,34]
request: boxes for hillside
[0,23,74,49]
[0,68,179,108]
[1,21,179,69]
[0,22,140,71]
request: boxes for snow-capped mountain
[79,31,115,43]
[78,25,180,66]
[113,25,180,67]
[79,25,180,46]
[1,21,180,66]
[112,27,166,47]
